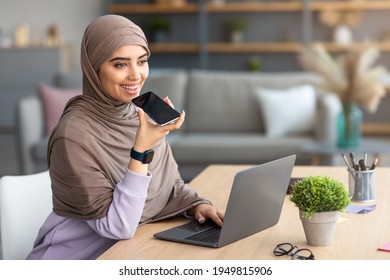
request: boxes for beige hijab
[48,15,209,221]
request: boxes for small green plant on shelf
[144,16,171,42]
[225,18,247,43]
[226,18,247,33]
[248,56,261,72]
[289,175,351,219]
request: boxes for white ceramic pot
[299,210,339,246]
[230,31,244,43]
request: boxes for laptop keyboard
[184,227,221,244]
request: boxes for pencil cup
[348,169,376,202]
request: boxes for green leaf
[289,175,351,219]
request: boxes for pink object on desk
[378,242,390,252]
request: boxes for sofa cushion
[170,133,313,164]
[184,70,322,134]
[38,83,81,137]
[255,84,317,138]
[185,70,263,133]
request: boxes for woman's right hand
[128,97,184,175]
[133,97,185,153]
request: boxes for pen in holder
[348,168,376,202]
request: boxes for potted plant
[248,55,261,72]
[226,18,247,43]
[289,175,351,246]
[144,16,171,43]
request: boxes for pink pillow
[38,83,81,137]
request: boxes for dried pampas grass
[299,44,386,113]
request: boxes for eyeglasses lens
[292,249,314,260]
[274,243,293,256]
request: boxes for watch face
[145,150,154,163]
[131,148,155,164]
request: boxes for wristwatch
[130,147,154,164]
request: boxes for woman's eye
[138,59,148,66]
[114,62,127,68]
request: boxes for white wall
[0,0,105,71]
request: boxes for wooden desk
[98,165,390,260]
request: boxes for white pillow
[255,85,316,137]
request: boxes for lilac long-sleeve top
[26,168,151,260]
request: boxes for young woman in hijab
[26,15,224,260]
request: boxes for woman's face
[98,45,149,103]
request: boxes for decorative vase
[300,210,339,246]
[333,24,353,45]
[152,31,168,43]
[337,103,362,148]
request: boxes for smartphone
[132,91,180,126]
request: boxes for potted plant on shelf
[144,16,171,43]
[226,18,247,43]
[289,175,351,246]
[248,55,261,72]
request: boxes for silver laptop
[154,154,296,248]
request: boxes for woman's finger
[163,96,175,109]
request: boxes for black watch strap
[130,147,154,164]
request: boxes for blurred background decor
[45,23,61,47]
[154,0,187,6]
[318,2,363,44]
[299,43,387,148]
[144,15,171,43]
[225,18,247,43]
[248,55,261,72]
[209,0,226,5]
[13,22,30,48]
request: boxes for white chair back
[0,170,52,259]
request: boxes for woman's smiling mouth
[121,84,139,95]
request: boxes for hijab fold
[48,15,208,221]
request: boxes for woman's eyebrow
[109,57,130,62]
[109,53,148,62]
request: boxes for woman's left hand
[192,204,224,227]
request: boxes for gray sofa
[15,69,341,181]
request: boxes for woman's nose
[127,65,141,81]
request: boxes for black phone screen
[132,91,180,126]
